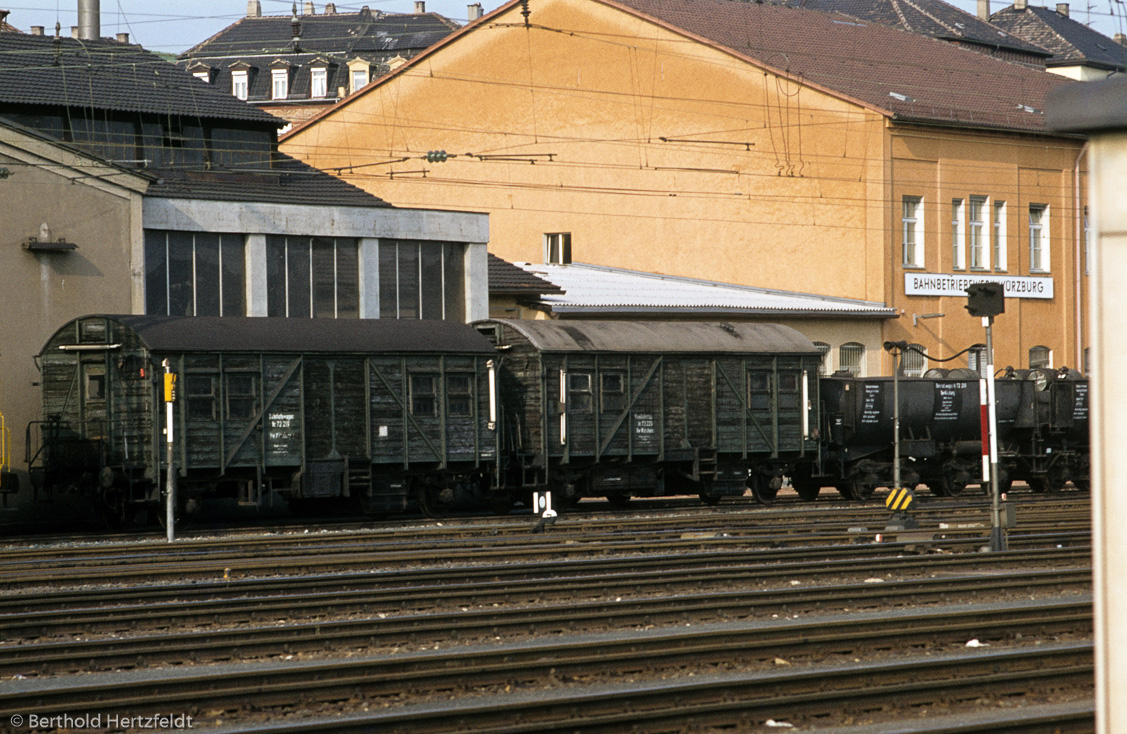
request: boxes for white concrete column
[245,234,268,316]
[359,237,380,319]
[465,242,488,323]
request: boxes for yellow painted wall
[282,0,1087,375]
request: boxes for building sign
[904,273,1053,299]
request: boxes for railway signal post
[163,359,177,542]
[965,284,1005,552]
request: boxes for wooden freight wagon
[476,320,823,505]
[30,315,498,524]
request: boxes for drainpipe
[1075,141,1089,371]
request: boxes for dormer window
[194,71,211,83]
[271,68,289,100]
[232,70,249,100]
[347,57,371,94]
[351,68,367,93]
[310,67,328,98]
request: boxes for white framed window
[351,68,368,93]
[271,68,288,100]
[951,198,965,270]
[310,67,328,98]
[545,233,572,264]
[969,196,987,269]
[993,201,1007,271]
[1029,204,1049,272]
[812,341,831,376]
[901,196,923,267]
[1029,345,1052,369]
[232,70,249,100]
[899,343,926,377]
[839,342,865,377]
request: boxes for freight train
[24,315,1089,525]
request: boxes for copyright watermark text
[11,713,194,730]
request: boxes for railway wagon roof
[484,320,819,355]
[44,316,497,356]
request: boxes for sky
[5,0,1127,54]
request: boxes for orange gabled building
[282,0,1088,376]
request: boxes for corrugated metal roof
[44,316,496,356]
[514,263,898,318]
[483,318,819,354]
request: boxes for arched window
[1029,345,1052,369]
[899,343,926,377]
[839,342,865,376]
[812,342,831,376]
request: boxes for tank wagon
[28,315,498,524]
[797,367,1089,500]
[478,319,823,506]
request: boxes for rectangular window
[568,372,593,413]
[901,196,922,267]
[378,240,465,321]
[410,374,437,416]
[232,70,249,100]
[1029,204,1049,272]
[84,369,106,403]
[145,230,246,317]
[186,375,218,421]
[271,69,288,100]
[969,196,987,269]
[840,343,865,377]
[351,68,368,93]
[310,67,328,98]
[993,201,1007,271]
[266,236,359,318]
[600,373,626,413]
[226,373,258,420]
[951,198,965,270]
[447,374,473,417]
[748,371,771,411]
[545,233,572,264]
[777,372,799,409]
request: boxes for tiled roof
[182,8,458,58]
[488,254,564,295]
[606,0,1075,132]
[515,262,897,318]
[788,0,1048,56]
[0,34,282,124]
[990,4,1127,71]
[146,151,390,208]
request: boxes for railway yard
[0,488,1094,733]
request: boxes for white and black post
[163,359,177,542]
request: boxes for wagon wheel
[98,486,127,530]
[750,474,781,506]
[605,492,632,508]
[789,465,821,502]
[698,490,722,506]
[1031,468,1067,494]
[417,479,455,519]
[839,478,875,502]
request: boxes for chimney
[1056,2,1069,16]
[247,0,261,17]
[31,26,45,35]
[77,0,99,40]
[977,0,989,20]
[304,0,314,14]
[467,3,483,20]
[414,1,425,13]
[1014,0,1027,10]
[1116,32,1126,45]
[324,2,336,12]
[116,32,129,43]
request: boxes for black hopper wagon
[479,319,824,506]
[28,315,499,524]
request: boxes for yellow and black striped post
[886,487,914,513]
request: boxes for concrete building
[0,33,488,504]
[281,0,1089,377]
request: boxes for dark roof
[182,8,458,58]
[789,0,1048,56]
[990,4,1127,71]
[146,151,390,208]
[604,0,1075,132]
[46,315,496,355]
[484,319,819,354]
[488,254,563,296]
[0,33,282,125]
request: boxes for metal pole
[164,359,176,542]
[985,317,1006,551]
[893,348,901,492]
